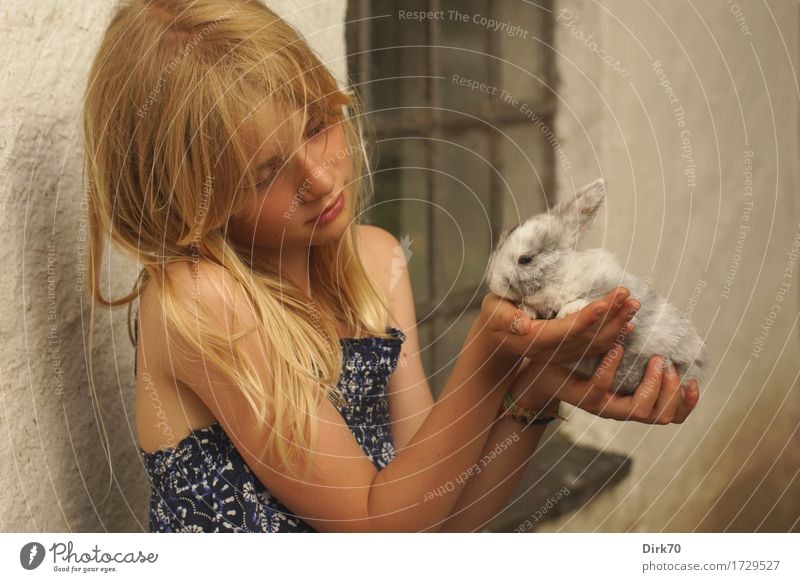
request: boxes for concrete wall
[0,0,347,532]
[548,0,800,531]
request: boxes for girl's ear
[553,178,606,243]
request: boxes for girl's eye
[255,158,287,191]
[256,170,278,191]
[305,119,326,137]
[518,255,533,265]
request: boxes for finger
[508,306,532,336]
[577,295,617,332]
[525,312,597,350]
[595,287,631,323]
[526,310,624,364]
[584,297,638,353]
[537,299,615,357]
[488,295,599,361]
[672,378,700,423]
[583,345,625,414]
[604,297,640,339]
[555,288,631,338]
[589,344,625,393]
[630,356,666,421]
[588,319,634,358]
[563,288,629,332]
[483,294,532,336]
[565,291,629,355]
[646,362,682,424]
[546,288,630,345]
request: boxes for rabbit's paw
[556,298,590,319]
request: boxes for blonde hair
[82,0,393,492]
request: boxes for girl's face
[227,103,355,252]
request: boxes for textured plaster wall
[0,0,347,532]
[548,0,800,531]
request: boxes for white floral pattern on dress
[138,324,406,532]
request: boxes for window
[347,0,557,396]
[346,0,634,533]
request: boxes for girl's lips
[309,191,344,225]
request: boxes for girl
[82,0,699,532]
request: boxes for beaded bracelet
[499,392,565,426]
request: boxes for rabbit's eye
[517,255,534,265]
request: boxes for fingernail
[667,363,677,377]
[511,312,522,333]
[595,306,606,316]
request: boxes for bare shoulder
[136,259,238,451]
[357,223,398,245]
[355,224,404,299]
[356,223,400,258]
[162,259,241,307]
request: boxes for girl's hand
[512,348,700,424]
[477,288,640,364]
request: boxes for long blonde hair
[82,0,393,490]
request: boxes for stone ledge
[484,431,632,532]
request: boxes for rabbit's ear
[497,223,520,244]
[554,178,605,242]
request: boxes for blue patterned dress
[135,317,406,532]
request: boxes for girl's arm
[364,314,524,531]
[167,260,525,533]
[360,227,639,531]
[436,357,562,533]
[438,340,701,532]
[437,416,548,532]
[166,261,635,533]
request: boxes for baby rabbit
[485,178,707,395]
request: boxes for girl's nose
[294,143,337,202]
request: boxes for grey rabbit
[485,178,708,395]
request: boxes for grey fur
[485,178,708,395]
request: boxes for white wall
[0,0,347,532]
[548,0,800,531]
